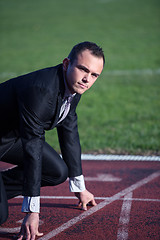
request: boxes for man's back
[0,64,63,136]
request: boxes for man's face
[63,49,104,95]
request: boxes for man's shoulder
[15,64,63,90]
[26,64,63,82]
[35,64,62,76]
[13,64,62,82]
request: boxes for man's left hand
[74,189,97,211]
[16,213,43,240]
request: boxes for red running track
[0,160,160,240]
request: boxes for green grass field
[0,0,160,155]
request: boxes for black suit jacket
[0,64,82,196]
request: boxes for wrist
[22,196,40,213]
[25,212,39,218]
[69,175,86,192]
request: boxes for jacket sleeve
[17,86,54,196]
[57,94,82,177]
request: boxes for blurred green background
[0,0,160,154]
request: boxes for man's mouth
[78,82,88,89]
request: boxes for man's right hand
[74,189,97,211]
[17,212,43,240]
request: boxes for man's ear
[63,58,70,71]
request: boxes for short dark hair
[68,41,105,66]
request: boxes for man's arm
[16,85,54,240]
[21,175,85,214]
[17,85,54,196]
[57,95,97,210]
[57,95,82,177]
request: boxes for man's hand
[74,189,97,211]
[17,213,43,240]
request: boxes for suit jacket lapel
[50,64,65,129]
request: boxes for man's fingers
[30,224,39,240]
[81,199,96,210]
[90,198,97,206]
[31,234,36,240]
[78,200,82,207]
[36,231,44,237]
[30,233,36,240]
[78,201,87,210]
[76,190,97,211]
[26,226,31,240]
[16,226,25,240]
[16,228,43,240]
[82,202,87,211]
[17,235,23,240]
[78,199,97,210]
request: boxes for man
[0,41,105,239]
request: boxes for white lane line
[117,192,133,240]
[15,195,160,202]
[81,154,160,161]
[118,198,160,202]
[39,171,160,240]
[0,220,44,234]
[84,173,121,182]
[0,227,20,234]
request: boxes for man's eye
[77,66,88,73]
[92,74,98,78]
[80,67,86,72]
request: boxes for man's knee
[42,142,69,186]
[55,162,68,184]
[42,162,68,187]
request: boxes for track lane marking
[117,192,133,240]
[81,154,160,161]
[0,220,44,234]
[84,173,121,182]
[15,195,160,202]
[39,171,160,240]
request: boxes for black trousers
[0,172,8,225]
[0,138,68,224]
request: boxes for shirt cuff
[69,175,86,192]
[21,196,40,213]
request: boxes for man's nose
[82,74,90,83]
